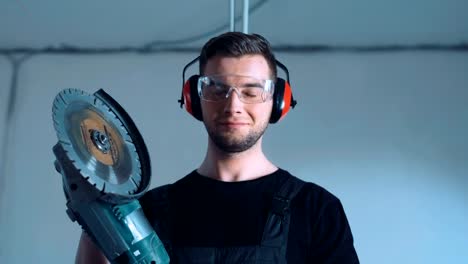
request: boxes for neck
[197,137,277,182]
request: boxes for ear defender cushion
[183,75,203,121]
[270,78,293,124]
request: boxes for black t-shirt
[140,169,359,263]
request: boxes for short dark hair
[199,32,277,79]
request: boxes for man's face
[201,55,274,153]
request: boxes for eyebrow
[213,79,264,89]
[242,81,264,88]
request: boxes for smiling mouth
[218,121,249,128]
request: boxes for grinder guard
[52,88,169,264]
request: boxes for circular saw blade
[52,88,143,196]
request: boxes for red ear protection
[178,57,204,120]
[269,77,294,123]
[178,57,297,123]
[181,75,203,121]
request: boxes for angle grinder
[51,88,169,264]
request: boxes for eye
[215,83,230,90]
[242,88,261,98]
[206,82,229,97]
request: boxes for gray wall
[0,51,467,263]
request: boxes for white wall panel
[0,52,466,263]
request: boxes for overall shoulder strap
[261,175,306,247]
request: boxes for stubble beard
[205,121,269,153]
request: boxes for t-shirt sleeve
[138,185,171,237]
[309,195,360,263]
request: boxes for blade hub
[90,129,111,154]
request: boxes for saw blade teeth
[52,88,147,196]
[59,92,68,105]
[52,101,60,111]
[130,176,138,187]
[85,174,96,184]
[126,141,136,150]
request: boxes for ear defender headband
[178,56,297,124]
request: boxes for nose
[223,87,244,114]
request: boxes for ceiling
[1,0,467,50]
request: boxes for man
[76,32,359,263]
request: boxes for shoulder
[139,184,172,220]
[139,171,194,211]
[140,184,171,205]
[278,169,340,207]
[284,170,359,262]
[140,170,199,207]
[140,170,198,202]
[281,169,348,234]
[298,181,341,209]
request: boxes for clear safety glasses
[197,75,275,104]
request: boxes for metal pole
[229,0,235,31]
[242,0,249,33]
[0,54,33,211]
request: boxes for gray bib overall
[151,176,305,264]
